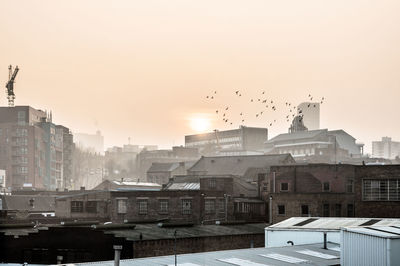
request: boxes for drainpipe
[269,195,273,224]
[113,245,122,266]
[323,232,327,249]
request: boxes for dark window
[278,205,285,215]
[85,201,97,213]
[347,179,354,193]
[209,178,216,188]
[263,182,268,191]
[71,201,83,213]
[301,205,309,216]
[117,199,127,214]
[280,183,289,191]
[323,204,330,217]
[335,204,342,217]
[182,199,192,215]
[159,199,169,213]
[347,204,354,217]
[323,182,330,192]
[138,200,148,215]
[205,199,215,214]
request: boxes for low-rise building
[265,129,364,163]
[146,161,195,185]
[264,164,400,224]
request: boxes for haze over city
[1,0,400,152]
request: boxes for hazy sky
[1,0,400,153]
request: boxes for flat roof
[268,217,400,231]
[67,243,340,266]
[343,226,400,239]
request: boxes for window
[182,199,192,215]
[323,182,330,192]
[71,201,83,213]
[138,200,148,215]
[280,183,289,191]
[278,205,285,215]
[205,199,215,214]
[347,204,355,217]
[301,205,309,216]
[86,201,97,213]
[363,179,400,201]
[159,199,169,213]
[323,204,330,217]
[335,204,342,217]
[209,178,216,188]
[117,199,127,214]
[347,179,354,193]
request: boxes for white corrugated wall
[341,230,387,266]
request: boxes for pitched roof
[266,129,328,144]
[147,162,180,172]
[188,154,295,176]
[1,195,55,212]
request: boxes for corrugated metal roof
[343,226,400,239]
[66,243,339,266]
[268,217,400,230]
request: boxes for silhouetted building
[137,146,200,181]
[297,102,320,130]
[74,131,104,154]
[372,137,400,159]
[104,145,140,180]
[147,161,195,185]
[185,126,268,156]
[288,115,308,133]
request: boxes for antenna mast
[5,65,19,107]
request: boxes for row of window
[277,203,355,217]
[278,180,354,193]
[363,179,400,201]
[71,201,97,213]
[117,198,193,215]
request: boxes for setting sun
[189,116,212,133]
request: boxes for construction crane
[5,65,19,107]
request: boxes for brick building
[55,175,266,224]
[0,106,73,190]
[146,161,195,185]
[264,164,400,224]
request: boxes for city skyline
[1,1,400,153]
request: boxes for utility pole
[174,230,177,266]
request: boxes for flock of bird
[205,89,325,129]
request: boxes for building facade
[265,129,364,163]
[185,126,268,156]
[0,106,73,190]
[263,164,400,224]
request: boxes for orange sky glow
[1,0,400,153]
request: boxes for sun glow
[189,116,212,133]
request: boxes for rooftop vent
[359,219,381,226]
[293,218,318,227]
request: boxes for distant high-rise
[297,102,320,130]
[372,137,400,159]
[0,106,72,190]
[74,131,104,154]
